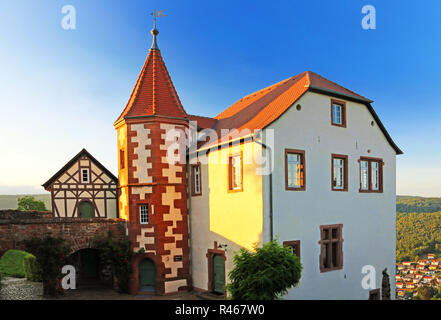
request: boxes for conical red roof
[116,48,187,123]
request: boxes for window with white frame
[331,100,346,127]
[332,155,348,191]
[332,104,342,125]
[359,158,383,192]
[81,168,90,183]
[139,205,149,224]
[360,160,369,190]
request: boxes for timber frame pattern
[43,149,118,218]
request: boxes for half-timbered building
[43,149,118,219]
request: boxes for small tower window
[81,168,90,183]
[139,205,149,224]
[120,149,125,169]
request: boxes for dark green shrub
[23,255,43,282]
[0,249,34,278]
[227,239,302,300]
[24,236,71,296]
[95,233,133,293]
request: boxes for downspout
[254,130,273,242]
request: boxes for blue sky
[0,0,440,196]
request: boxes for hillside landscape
[0,194,51,211]
[397,196,441,262]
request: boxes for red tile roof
[196,71,401,154]
[188,114,217,130]
[115,40,401,155]
[115,48,187,123]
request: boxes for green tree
[24,236,71,296]
[17,196,47,211]
[416,285,436,300]
[226,239,302,300]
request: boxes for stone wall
[0,210,127,255]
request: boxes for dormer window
[331,99,346,127]
[81,168,90,183]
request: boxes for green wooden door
[79,202,94,218]
[213,255,225,294]
[138,259,156,292]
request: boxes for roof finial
[150,10,166,50]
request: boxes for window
[81,168,90,183]
[192,164,202,196]
[283,240,300,259]
[139,205,149,224]
[285,149,305,191]
[359,157,383,193]
[331,99,346,127]
[228,153,243,192]
[120,149,125,169]
[319,224,343,272]
[331,154,348,191]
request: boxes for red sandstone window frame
[331,99,346,128]
[331,154,348,191]
[285,149,306,191]
[191,163,202,196]
[283,240,301,260]
[358,157,384,193]
[228,152,243,193]
[319,224,343,273]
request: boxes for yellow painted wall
[117,124,129,221]
[207,141,263,251]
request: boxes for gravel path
[0,277,202,300]
[0,277,44,300]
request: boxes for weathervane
[150,10,166,50]
[151,10,166,30]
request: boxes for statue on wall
[382,268,391,300]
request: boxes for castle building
[108,25,402,298]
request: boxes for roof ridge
[308,71,369,100]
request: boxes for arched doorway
[79,201,94,218]
[212,254,225,294]
[138,259,156,292]
[69,248,107,287]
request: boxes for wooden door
[213,255,225,294]
[79,201,94,218]
[138,259,156,292]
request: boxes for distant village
[396,254,441,299]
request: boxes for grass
[0,250,35,278]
